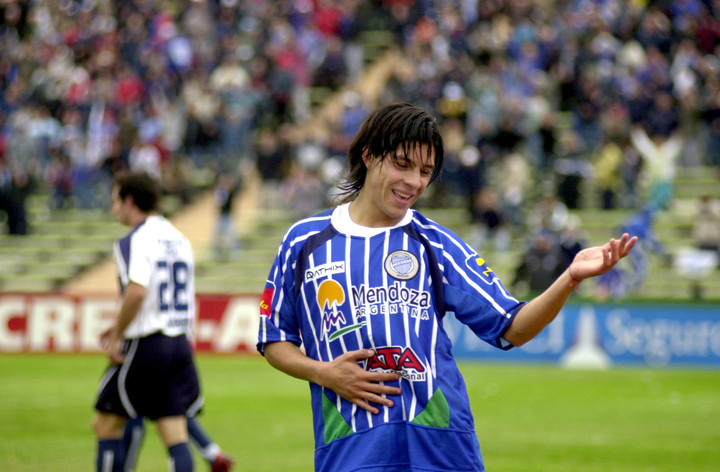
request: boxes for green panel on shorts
[322,391,354,443]
[411,387,450,428]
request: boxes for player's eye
[394,158,410,169]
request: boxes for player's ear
[361,147,373,168]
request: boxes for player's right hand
[319,349,402,415]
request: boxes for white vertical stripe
[338,237,359,432]
[319,242,350,425]
[403,232,417,421]
[118,339,138,418]
[124,425,144,472]
[101,450,113,472]
[381,232,391,423]
[96,365,119,396]
[363,237,374,427]
[186,394,204,418]
[328,242,349,357]
[302,253,322,354]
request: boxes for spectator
[470,187,509,252]
[128,137,162,180]
[559,215,589,272]
[528,193,569,237]
[282,162,326,219]
[212,173,243,262]
[255,126,290,208]
[312,35,348,90]
[512,232,564,295]
[630,125,683,210]
[692,195,720,256]
[46,149,75,210]
[0,161,34,235]
[619,141,644,210]
[593,138,624,210]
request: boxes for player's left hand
[99,327,125,364]
[568,233,638,283]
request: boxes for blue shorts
[94,332,202,420]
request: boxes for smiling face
[349,142,435,227]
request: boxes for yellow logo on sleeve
[475,257,493,277]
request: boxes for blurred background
[0,0,719,302]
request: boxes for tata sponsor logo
[351,282,431,320]
[367,346,426,381]
[305,262,345,282]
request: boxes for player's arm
[100,282,146,363]
[263,341,402,414]
[504,233,637,346]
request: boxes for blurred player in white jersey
[92,171,232,472]
[257,103,637,472]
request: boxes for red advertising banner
[0,293,261,353]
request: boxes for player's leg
[94,359,134,472]
[187,416,234,472]
[122,416,146,472]
[156,415,194,472]
[93,411,128,472]
[148,334,200,472]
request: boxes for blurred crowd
[0,0,395,233]
[0,0,719,280]
[372,0,720,232]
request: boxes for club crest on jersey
[384,250,419,280]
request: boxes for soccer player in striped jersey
[92,171,227,472]
[257,103,637,472]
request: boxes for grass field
[1,354,719,472]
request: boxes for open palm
[569,233,638,281]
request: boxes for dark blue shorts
[94,332,202,420]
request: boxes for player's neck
[127,211,157,228]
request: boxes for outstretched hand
[568,233,638,284]
[317,349,402,415]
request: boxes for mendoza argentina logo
[352,282,431,320]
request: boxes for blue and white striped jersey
[114,215,195,339]
[258,203,525,472]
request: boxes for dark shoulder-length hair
[335,102,444,204]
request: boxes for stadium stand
[2,1,719,302]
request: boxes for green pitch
[1,354,718,472]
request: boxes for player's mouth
[393,190,413,203]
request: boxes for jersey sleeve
[257,242,303,355]
[442,246,525,350]
[127,230,154,288]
